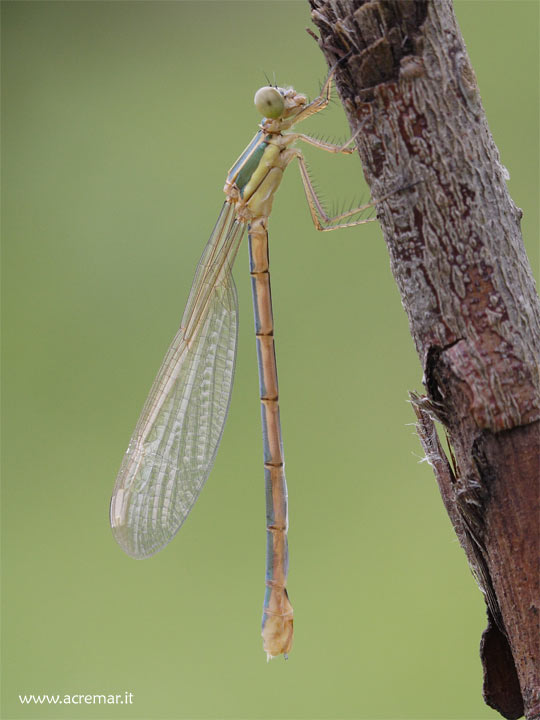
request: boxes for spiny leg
[291,52,353,125]
[294,149,379,231]
[287,130,361,155]
[292,78,333,124]
[291,55,348,125]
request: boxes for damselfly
[110,63,383,660]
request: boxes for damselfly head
[254,86,284,119]
[254,85,307,120]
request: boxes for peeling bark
[307,1,540,718]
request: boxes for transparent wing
[110,202,246,558]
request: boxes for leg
[291,54,349,124]
[294,150,379,231]
[291,75,333,124]
[285,131,358,155]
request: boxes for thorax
[225,130,294,221]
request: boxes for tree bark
[307,1,540,718]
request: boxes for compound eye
[254,87,284,119]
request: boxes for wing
[110,202,246,558]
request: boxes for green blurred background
[2,2,538,718]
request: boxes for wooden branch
[307,1,540,718]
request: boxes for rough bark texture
[307,1,540,718]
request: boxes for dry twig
[308,1,539,718]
